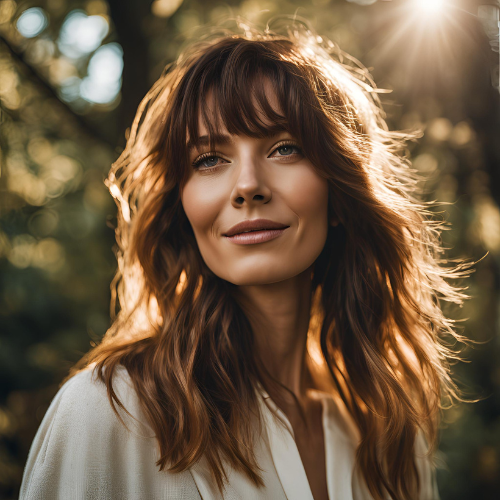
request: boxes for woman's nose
[230,155,272,207]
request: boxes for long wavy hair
[68,17,473,500]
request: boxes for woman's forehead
[186,79,286,145]
[201,76,281,109]
[218,79,279,113]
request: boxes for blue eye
[193,155,224,169]
[277,145,294,156]
[201,156,220,167]
[272,143,302,158]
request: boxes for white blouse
[20,365,440,500]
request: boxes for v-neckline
[189,386,360,500]
[257,387,336,500]
[258,387,361,500]
[257,389,316,500]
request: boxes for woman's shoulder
[38,364,150,437]
[56,365,141,416]
[19,365,200,500]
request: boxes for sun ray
[364,0,483,94]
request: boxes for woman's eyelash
[191,141,303,170]
[191,152,225,169]
[270,141,302,157]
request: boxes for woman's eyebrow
[187,134,233,153]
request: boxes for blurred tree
[106,0,152,145]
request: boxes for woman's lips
[224,228,288,245]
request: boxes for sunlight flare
[416,0,445,14]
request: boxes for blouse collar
[189,383,362,500]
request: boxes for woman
[20,17,471,500]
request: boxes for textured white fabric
[20,365,440,500]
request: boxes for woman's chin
[220,266,311,287]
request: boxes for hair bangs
[180,40,316,159]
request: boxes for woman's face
[180,87,331,286]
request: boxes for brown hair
[68,17,473,500]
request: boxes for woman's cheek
[286,169,329,228]
[181,179,223,237]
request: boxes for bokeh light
[80,43,123,104]
[57,11,109,59]
[16,7,48,38]
[58,76,83,103]
[152,0,184,18]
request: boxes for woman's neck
[235,264,314,400]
